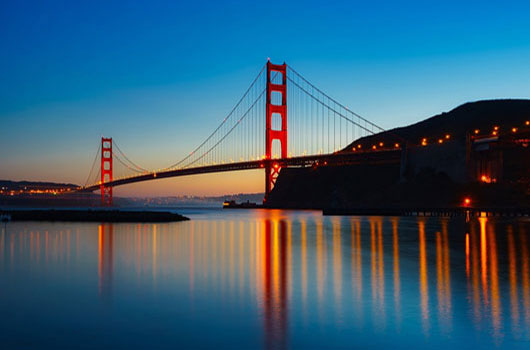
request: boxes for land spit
[0,209,189,223]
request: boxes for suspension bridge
[80,61,398,205]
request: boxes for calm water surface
[1,209,530,349]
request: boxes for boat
[223,200,261,209]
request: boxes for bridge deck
[81,150,401,192]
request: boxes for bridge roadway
[80,149,401,192]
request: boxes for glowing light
[438,139,443,144]
[421,138,427,146]
[526,121,530,126]
[445,134,450,139]
[480,175,495,184]
[492,131,498,136]
[379,142,384,147]
[512,127,517,133]
[372,145,377,150]
[474,129,480,134]
[494,126,499,131]
[394,143,400,148]
[273,163,279,169]
[357,145,362,149]
[463,197,471,206]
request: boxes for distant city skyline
[1,0,530,196]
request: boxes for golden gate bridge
[79,60,397,205]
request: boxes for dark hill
[267,99,530,210]
[0,180,79,190]
[343,99,530,149]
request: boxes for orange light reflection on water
[5,211,530,348]
[418,219,429,335]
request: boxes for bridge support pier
[100,137,113,206]
[264,61,287,202]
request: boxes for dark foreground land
[323,206,530,217]
[1,209,189,222]
[266,99,530,211]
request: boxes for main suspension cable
[287,65,385,132]
[163,63,267,170]
[84,142,101,187]
[113,141,148,172]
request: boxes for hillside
[266,99,530,210]
[343,99,530,149]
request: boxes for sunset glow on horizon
[2,0,530,196]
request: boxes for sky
[1,0,529,197]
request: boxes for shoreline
[0,209,189,223]
[322,207,530,217]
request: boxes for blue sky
[1,0,529,196]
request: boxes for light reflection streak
[391,218,401,327]
[377,218,385,323]
[239,225,244,298]
[465,233,470,277]
[370,217,385,327]
[97,224,113,299]
[76,229,79,261]
[189,223,194,294]
[153,224,157,285]
[59,230,63,262]
[354,219,362,301]
[479,217,489,305]
[349,218,364,326]
[488,220,501,339]
[436,220,452,332]
[287,220,293,300]
[300,219,308,307]
[273,220,280,311]
[507,226,519,335]
[316,217,325,306]
[45,231,48,264]
[220,221,226,292]
[10,231,15,267]
[332,217,342,320]
[98,225,103,291]
[470,221,482,324]
[229,222,235,292]
[30,231,33,263]
[36,232,40,263]
[202,222,208,280]
[370,220,376,312]
[212,222,217,290]
[520,228,530,328]
[66,230,71,264]
[262,217,288,349]
[0,227,4,263]
[418,219,429,335]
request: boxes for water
[1,209,529,349]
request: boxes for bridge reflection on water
[1,211,530,348]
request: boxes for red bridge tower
[265,61,287,201]
[100,137,113,206]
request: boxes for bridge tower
[265,61,287,201]
[100,137,113,206]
